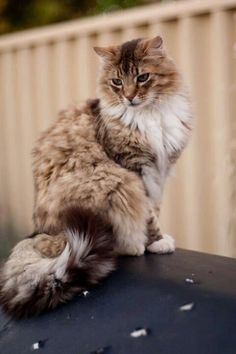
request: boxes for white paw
[147,234,175,254]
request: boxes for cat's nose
[125,94,136,102]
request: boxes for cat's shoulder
[33,99,99,158]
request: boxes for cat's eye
[137,73,150,83]
[111,78,122,86]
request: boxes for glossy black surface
[0,249,236,354]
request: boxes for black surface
[0,249,236,354]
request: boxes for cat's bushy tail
[0,207,116,319]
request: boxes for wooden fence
[0,0,236,257]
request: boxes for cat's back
[34,103,95,150]
[32,100,104,180]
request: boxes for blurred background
[0,0,235,259]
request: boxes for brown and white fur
[0,36,192,318]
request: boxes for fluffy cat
[0,36,192,318]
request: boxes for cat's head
[94,36,180,114]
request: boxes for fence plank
[0,56,9,237]
[209,11,234,255]
[230,12,236,257]
[1,52,24,236]
[15,49,35,233]
[51,41,73,110]
[32,44,54,133]
[73,36,93,102]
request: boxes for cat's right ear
[93,46,117,61]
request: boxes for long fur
[0,207,116,319]
[0,36,192,319]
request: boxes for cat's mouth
[128,102,140,107]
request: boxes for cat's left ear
[93,46,118,61]
[141,36,163,56]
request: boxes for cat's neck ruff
[101,91,192,154]
[101,91,190,130]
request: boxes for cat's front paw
[128,243,145,256]
[147,234,175,254]
[115,242,145,256]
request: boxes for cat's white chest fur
[121,92,192,202]
[122,93,191,166]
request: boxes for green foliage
[93,0,145,14]
[0,0,165,35]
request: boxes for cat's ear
[93,46,118,61]
[141,36,163,56]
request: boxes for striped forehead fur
[118,38,141,75]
